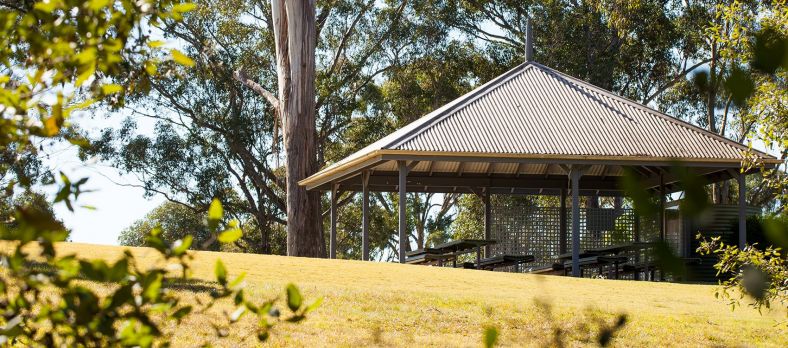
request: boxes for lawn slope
[55,243,786,347]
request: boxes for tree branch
[233,69,280,109]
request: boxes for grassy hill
[54,243,785,347]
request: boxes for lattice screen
[490,200,658,270]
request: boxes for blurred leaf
[651,241,685,278]
[215,259,227,286]
[101,84,124,95]
[172,235,193,256]
[740,265,768,301]
[723,67,755,108]
[172,3,197,13]
[142,273,163,302]
[672,165,709,218]
[172,306,192,321]
[286,284,302,312]
[598,314,627,347]
[483,327,498,348]
[619,168,658,217]
[751,27,788,75]
[304,297,323,314]
[762,217,788,250]
[218,226,242,244]
[170,49,195,67]
[692,71,709,93]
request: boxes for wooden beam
[486,162,495,176]
[600,164,611,180]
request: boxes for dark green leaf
[483,327,498,348]
[286,283,302,312]
[215,259,227,286]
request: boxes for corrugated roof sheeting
[301,62,777,189]
[396,64,745,160]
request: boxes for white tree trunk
[272,0,323,257]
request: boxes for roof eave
[300,150,778,191]
[298,151,386,190]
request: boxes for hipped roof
[301,62,779,190]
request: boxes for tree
[0,1,319,344]
[89,0,434,256]
[118,201,212,249]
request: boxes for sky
[41,111,164,246]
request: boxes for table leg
[614,262,620,279]
[476,246,481,269]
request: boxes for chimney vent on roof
[525,18,534,62]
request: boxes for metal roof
[301,62,778,189]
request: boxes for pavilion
[299,59,780,277]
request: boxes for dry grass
[49,243,786,347]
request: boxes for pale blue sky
[42,111,164,245]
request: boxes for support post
[398,161,408,263]
[330,184,338,259]
[570,169,582,277]
[559,187,567,254]
[362,171,370,261]
[738,172,747,248]
[483,191,491,257]
[659,174,666,241]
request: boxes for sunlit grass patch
[53,242,787,347]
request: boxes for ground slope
[55,243,785,347]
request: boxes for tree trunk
[272,0,323,257]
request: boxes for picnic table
[406,239,497,267]
[585,241,656,255]
[462,254,537,271]
[553,242,657,279]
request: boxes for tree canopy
[84,0,787,259]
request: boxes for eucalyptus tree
[88,0,458,255]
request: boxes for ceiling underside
[313,159,744,197]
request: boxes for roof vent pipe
[525,18,534,62]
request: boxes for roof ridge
[532,62,773,159]
[384,62,536,150]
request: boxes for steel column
[330,184,338,259]
[398,161,408,263]
[738,172,747,248]
[559,188,567,254]
[484,191,491,257]
[362,171,370,261]
[659,174,666,241]
[570,169,582,277]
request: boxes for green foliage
[482,326,498,348]
[1,196,320,346]
[0,0,317,345]
[118,201,212,249]
[697,234,787,314]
